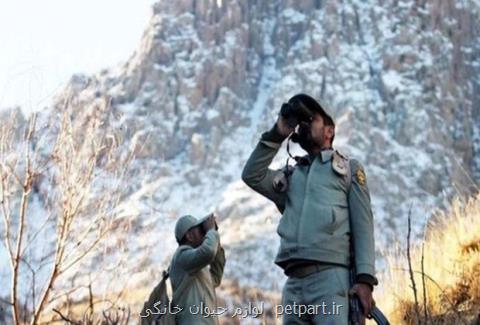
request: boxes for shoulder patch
[355,167,366,186]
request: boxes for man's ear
[184,229,193,243]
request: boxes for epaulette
[332,149,349,176]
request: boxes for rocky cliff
[32,0,480,298]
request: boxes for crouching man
[170,214,226,325]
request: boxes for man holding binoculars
[242,94,377,324]
[169,213,226,324]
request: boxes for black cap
[288,93,335,126]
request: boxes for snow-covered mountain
[3,0,480,316]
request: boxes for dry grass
[376,193,480,324]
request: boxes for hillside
[47,0,480,291]
[0,0,479,324]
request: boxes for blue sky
[0,0,156,112]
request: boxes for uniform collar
[299,148,334,166]
[318,148,334,163]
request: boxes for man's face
[311,114,334,148]
[297,114,334,152]
[186,226,205,248]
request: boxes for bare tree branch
[52,308,80,325]
[1,96,134,325]
[407,206,421,324]
[10,114,37,325]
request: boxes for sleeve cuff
[356,263,375,277]
[356,273,378,291]
[206,229,220,240]
[260,124,287,143]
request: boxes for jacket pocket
[332,206,348,233]
[300,206,336,245]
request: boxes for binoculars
[198,214,219,236]
[280,99,315,128]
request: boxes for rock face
[52,0,480,291]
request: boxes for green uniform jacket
[170,230,226,325]
[241,133,376,278]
